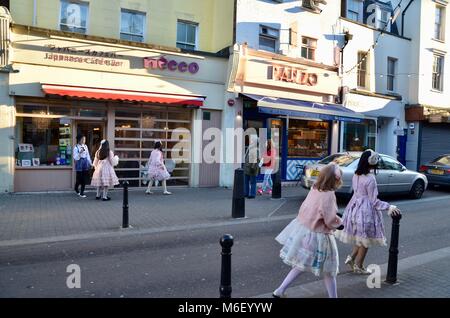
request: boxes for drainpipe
[33,0,37,26]
[401,0,414,37]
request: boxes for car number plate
[430,169,444,175]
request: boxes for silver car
[301,152,428,199]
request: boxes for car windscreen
[431,155,450,166]
[318,154,359,167]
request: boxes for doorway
[74,121,105,182]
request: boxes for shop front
[226,44,365,182]
[2,24,228,192]
[405,105,450,170]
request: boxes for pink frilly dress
[335,174,391,247]
[276,188,343,277]
[147,149,170,181]
[91,150,120,187]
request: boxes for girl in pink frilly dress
[91,140,119,201]
[335,149,401,274]
[145,141,172,195]
[273,163,344,298]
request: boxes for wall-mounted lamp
[236,111,242,118]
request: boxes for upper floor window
[432,54,444,91]
[347,0,361,22]
[434,6,445,40]
[60,0,88,34]
[357,52,368,89]
[259,25,279,53]
[177,20,198,50]
[120,9,145,42]
[378,9,390,30]
[387,57,397,92]
[301,37,317,60]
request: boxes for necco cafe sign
[144,56,200,74]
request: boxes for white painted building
[341,0,450,171]
[224,0,367,186]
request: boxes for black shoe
[248,196,255,199]
[96,196,101,200]
[102,197,111,201]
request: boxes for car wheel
[409,180,425,199]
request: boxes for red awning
[41,84,204,107]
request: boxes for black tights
[75,170,89,195]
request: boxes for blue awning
[242,94,365,123]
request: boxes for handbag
[111,155,119,167]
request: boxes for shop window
[288,119,329,158]
[15,117,72,167]
[16,105,48,115]
[60,0,89,34]
[177,20,198,50]
[120,9,145,42]
[342,120,376,152]
[48,106,72,116]
[259,25,279,53]
[301,37,316,60]
[203,111,211,121]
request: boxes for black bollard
[272,169,281,199]
[122,181,129,229]
[385,214,402,284]
[219,234,234,298]
[232,168,245,218]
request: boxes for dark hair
[154,141,162,149]
[355,150,377,176]
[98,140,110,160]
[76,134,85,144]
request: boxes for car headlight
[305,168,311,178]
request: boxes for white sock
[275,267,302,295]
[146,180,153,192]
[96,187,101,197]
[163,180,168,192]
[102,187,108,199]
[323,273,338,298]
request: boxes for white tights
[146,179,168,192]
[96,186,109,199]
[275,267,337,298]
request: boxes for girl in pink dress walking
[91,140,119,201]
[335,149,401,274]
[273,163,344,298]
[145,141,172,195]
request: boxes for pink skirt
[91,160,119,187]
[147,165,170,181]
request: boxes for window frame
[432,54,444,92]
[434,5,445,41]
[120,8,147,43]
[59,0,89,34]
[300,36,317,60]
[258,25,280,53]
[347,0,362,22]
[176,20,199,51]
[387,57,397,92]
[357,51,369,89]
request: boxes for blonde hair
[313,163,343,192]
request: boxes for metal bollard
[122,181,129,229]
[272,170,282,199]
[219,234,234,298]
[232,168,245,218]
[385,214,402,284]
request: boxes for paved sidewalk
[255,246,450,298]
[0,187,307,244]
